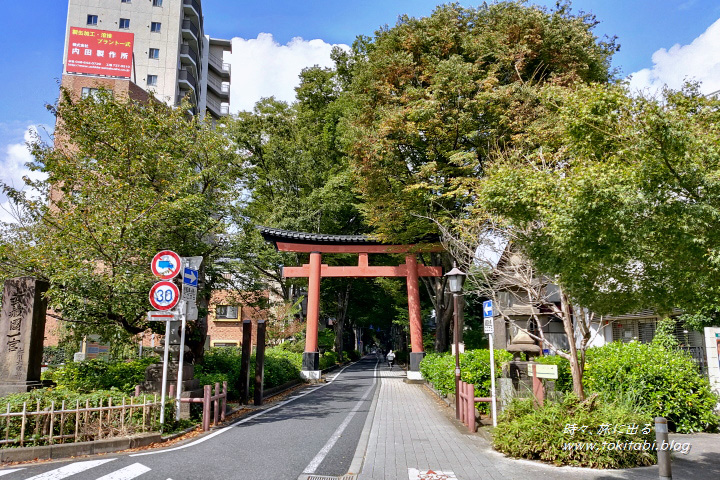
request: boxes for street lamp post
[446,266,466,420]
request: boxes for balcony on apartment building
[179,44,199,73]
[181,19,201,53]
[206,94,229,118]
[208,52,231,78]
[178,68,198,95]
[206,73,229,99]
[183,0,202,21]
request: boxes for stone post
[0,277,49,396]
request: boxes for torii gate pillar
[302,252,322,377]
[405,254,425,380]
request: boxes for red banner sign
[66,27,134,78]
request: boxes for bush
[584,342,719,433]
[42,346,69,366]
[43,357,159,395]
[320,351,340,370]
[419,349,512,412]
[493,395,657,468]
[347,349,361,361]
[196,347,302,400]
[261,348,302,390]
[277,339,305,354]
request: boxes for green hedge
[42,357,159,395]
[195,347,304,400]
[493,395,657,468]
[584,342,719,433]
[419,349,512,412]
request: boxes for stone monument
[0,277,49,396]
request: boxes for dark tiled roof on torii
[259,227,384,246]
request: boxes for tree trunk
[560,290,585,400]
[434,292,454,352]
[333,283,351,354]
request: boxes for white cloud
[227,33,348,113]
[0,126,47,224]
[628,18,720,96]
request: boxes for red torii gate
[260,228,443,380]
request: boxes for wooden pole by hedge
[254,320,267,406]
[239,320,252,404]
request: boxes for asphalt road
[0,357,381,480]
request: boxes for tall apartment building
[62,0,231,119]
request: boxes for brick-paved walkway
[355,367,720,480]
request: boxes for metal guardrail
[206,74,229,96]
[208,52,231,74]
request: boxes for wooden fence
[457,380,492,433]
[1,395,163,448]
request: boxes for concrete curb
[0,433,161,464]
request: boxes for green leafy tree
[0,89,236,356]
[479,81,720,321]
[338,1,617,351]
[226,68,381,354]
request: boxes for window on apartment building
[81,87,100,99]
[215,305,239,319]
[212,341,239,348]
[148,48,160,59]
[151,22,162,32]
[147,75,158,87]
[119,18,130,29]
[153,0,163,6]
[87,15,98,26]
[121,0,131,3]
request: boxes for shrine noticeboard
[66,27,134,78]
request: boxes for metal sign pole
[159,318,171,425]
[489,332,497,427]
[176,302,187,421]
[483,299,497,428]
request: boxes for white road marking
[0,469,25,477]
[94,463,151,480]
[303,359,378,474]
[131,361,359,457]
[24,459,116,480]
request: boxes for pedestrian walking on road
[386,349,395,369]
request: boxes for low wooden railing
[1,395,162,447]
[166,382,227,432]
[457,380,491,433]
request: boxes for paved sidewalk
[356,368,720,480]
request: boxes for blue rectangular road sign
[183,267,199,287]
[483,300,493,319]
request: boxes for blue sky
[2,0,720,221]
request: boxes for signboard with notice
[66,27,134,78]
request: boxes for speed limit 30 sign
[149,281,180,311]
